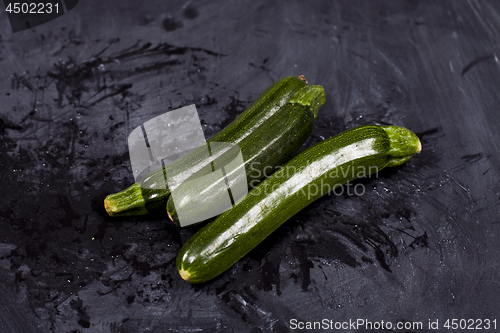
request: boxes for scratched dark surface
[0,0,499,332]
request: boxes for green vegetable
[104,76,308,216]
[176,125,422,283]
[166,85,325,225]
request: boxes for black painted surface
[0,0,499,332]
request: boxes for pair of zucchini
[103,75,422,285]
[104,76,324,218]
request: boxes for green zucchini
[104,76,308,216]
[166,86,326,226]
[176,125,422,283]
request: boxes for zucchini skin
[104,76,307,216]
[166,86,326,226]
[176,125,421,283]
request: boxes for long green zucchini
[166,86,325,226]
[104,76,308,216]
[176,125,422,283]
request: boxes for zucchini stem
[289,85,326,118]
[382,125,422,167]
[104,183,149,216]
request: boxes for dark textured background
[1,0,499,332]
